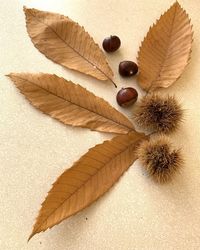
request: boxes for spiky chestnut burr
[134,94,183,134]
[137,135,183,183]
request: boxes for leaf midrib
[31,134,141,237]
[26,8,111,81]
[151,3,179,88]
[14,74,133,131]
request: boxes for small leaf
[137,1,193,91]
[24,7,115,86]
[8,73,134,134]
[28,131,146,240]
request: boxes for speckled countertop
[1,0,200,249]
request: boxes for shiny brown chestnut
[102,35,121,52]
[116,87,138,107]
[119,61,138,77]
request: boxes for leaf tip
[6,73,16,79]
[173,1,180,6]
[27,232,35,242]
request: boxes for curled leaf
[8,73,134,134]
[137,2,193,91]
[24,7,115,86]
[28,131,146,240]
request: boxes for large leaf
[28,131,146,240]
[8,73,134,134]
[137,2,193,91]
[24,7,115,86]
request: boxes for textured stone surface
[1,0,200,249]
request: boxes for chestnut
[116,87,138,107]
[102,35,121,53]
[119,61,138,77]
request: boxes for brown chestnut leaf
[8,73,134,134]
[137,2,193,91]
[24,7,115,86]
[28,131,146,240]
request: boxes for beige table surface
[1,0,200,249]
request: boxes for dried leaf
[137,2,193,91]
[28,131,146,240]
[8,73,134,134]
[24,7,115,86]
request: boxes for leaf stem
[95,65,117,88]
[109,78,117,88]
